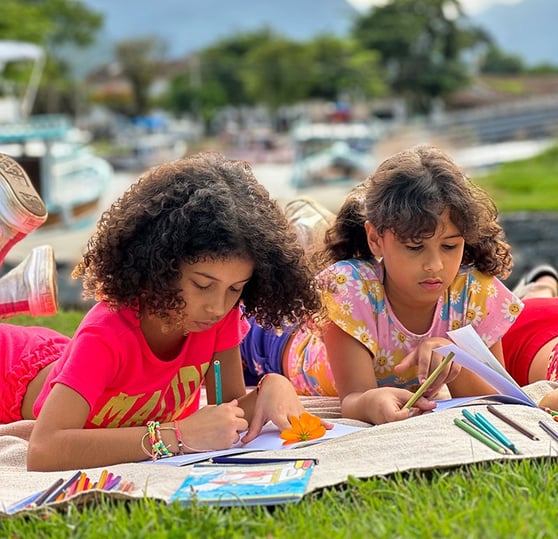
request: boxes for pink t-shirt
[33,302,249,428]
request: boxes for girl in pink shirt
[0,152,323,471]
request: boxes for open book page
[447,325,519,385]
[434,325,537,409]
[152,422,364,467]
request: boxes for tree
[116,37,166,117]
[480,46,525,74]
[352,0,490,114]
[306,35,387,102]
[0,0,103,115]
[241,38,314,110]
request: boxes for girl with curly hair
[1,152,324,471]
[242,145,524,425]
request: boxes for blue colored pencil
[213,359,222,405]
[475,411,520,454]
[5,490,45,514]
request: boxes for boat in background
[290,122,380,189]
[0,40,112,228]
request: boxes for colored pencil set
[454,404,558,453]
[454,408,521,455]
[6,469,135,514]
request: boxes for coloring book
[170,458,316,506]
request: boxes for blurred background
[1,0,557,306]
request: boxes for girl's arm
[323,322,435,424]
[28,382,248,472]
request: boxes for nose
[424,252,443,273]
[205,294,227,320]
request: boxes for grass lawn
[2,145,558,536]
[474,144,558,212]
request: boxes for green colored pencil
[454,417,507,454]
[403,352,455,410]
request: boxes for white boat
[0,40,112,228]
[290,122,379,188]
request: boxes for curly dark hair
[319,145,513,279]
[73,152,321,328]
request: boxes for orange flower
[280,412,326,445]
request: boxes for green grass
[3,309,558,536]
[474,143,558,212]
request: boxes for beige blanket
[2,382,558,516]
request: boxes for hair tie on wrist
[256,373,273,395]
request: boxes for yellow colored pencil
[97,469,108,490]
[403,352,455,410]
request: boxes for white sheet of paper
[152,421,364,467]
[446,325,520,385]
[434,330,537,409]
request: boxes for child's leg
[0,153,48,265]
[0,245,58,318]
[0,324,69,422]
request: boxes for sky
[346,0,522,15]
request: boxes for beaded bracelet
[141,421,217,460]
[145,420,173,461]
[256,373,273,394]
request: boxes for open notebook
[434,325,537,411]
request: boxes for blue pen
[209,457,319,465]
[475,411,519,454]
[213,359,222,405]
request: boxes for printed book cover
[170,459,315,506]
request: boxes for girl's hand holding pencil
[177,401,248,451]
[396,339,461,399]
[358,387,437,424]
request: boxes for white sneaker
[0,245,58,318]
[0,153,48,265]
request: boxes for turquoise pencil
[213,360,222,405]
[475,411,520,454]
[454,417,507,454]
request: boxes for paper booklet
[170,458,316,506]
[152,422,364,467]
[433,324,537,411]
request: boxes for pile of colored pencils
[6,470,135,514]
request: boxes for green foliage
[351,0,489,113]
[116,37,167,116]
[480,45,525,74]
[242,38,314,110]
[0,0,102,49]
